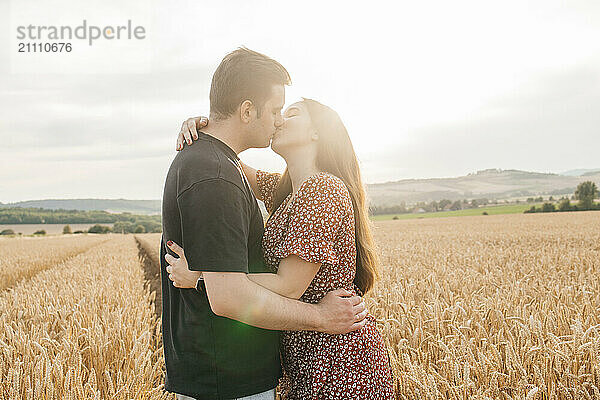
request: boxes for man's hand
[165,240,203,288]
[177,116,209,150]
[315,289,368,334]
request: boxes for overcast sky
[1,0,599,202]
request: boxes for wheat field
[370,212,600,399]
[0,235,109,292]
[1,211,599,399]
[0,235,166,399]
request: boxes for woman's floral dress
[256,170,394,400]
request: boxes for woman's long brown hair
[272,98,379,294]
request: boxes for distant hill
[582,170,600,177]
[366,168,600,206]
[560,168,600,176]
[2,168,599,211]
[0,199,161,215]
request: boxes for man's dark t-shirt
[160,132,281,399]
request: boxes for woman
[169,98,394,399]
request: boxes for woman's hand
[177,116,209,150]
[165,240,203,288]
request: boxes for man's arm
[204,272,365,333]
[165,241,367,334]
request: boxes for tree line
[370,198,498,215]
[369,181,599,216]
[0,207,162,234]
[524,181,599,214]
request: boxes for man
[160,47,366,400]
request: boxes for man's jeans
[176,388,275,400]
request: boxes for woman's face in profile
[271,102,315,155]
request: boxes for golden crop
[0,236,166,399]
[0,235,108,291]
[1,211,599,399]
[368,211,600,399]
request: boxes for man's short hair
[209,47,291,119]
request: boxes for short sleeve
[177,179,249,273]
[273,174,352,265]
[256,170,282,213]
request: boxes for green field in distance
[371,203,545,221]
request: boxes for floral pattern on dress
[256,170,394,400]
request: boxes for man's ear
[239,100,254,124]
